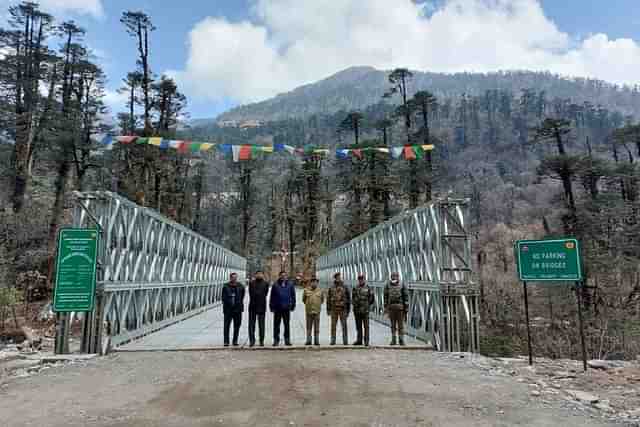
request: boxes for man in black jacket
[269,271,296,346]
[248,270,269,347]
[222,272,245,347]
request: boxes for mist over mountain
[203,66,640,125]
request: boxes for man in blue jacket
[269,271,296,346]
[222,272,245,347]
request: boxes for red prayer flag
[404,146,416,160]
[352,149,363,159]
[117,136,137,144]
[178,141,190,154]
[239,145,252,160]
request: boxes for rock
[566,390,599,404]
[531,390,541,397]
[587,360,609,370]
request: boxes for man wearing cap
[327,272,351,345]
[352,273,375,346]
[302,278,324,346]
[384,272,408,346]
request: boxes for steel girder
[316,198,479,352]
[71,191,246,352]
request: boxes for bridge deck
[119,288,424,350]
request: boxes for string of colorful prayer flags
[99,135,433,162]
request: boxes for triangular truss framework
[317,198,480,352]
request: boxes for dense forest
[0,1,639,361]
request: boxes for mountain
[210,66,640,124]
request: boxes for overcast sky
[2,0,640,119]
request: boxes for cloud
[103,89,128,115]
[0,0,104,17]
[173,0,640,104]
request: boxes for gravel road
[0,349,618,427]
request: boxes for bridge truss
[57,191,246,354]
[316,198,480,352]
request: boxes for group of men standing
[221,270,409,347]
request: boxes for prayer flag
[100,135,114,146]
[178,141,190,154]
[190,143,202,153]
[262,145,274,153]
[148,137,162,146]
[284,145,296,155]
[251,145,262,158]
[391,146,403,159]
[135,137,149,145]
[376,147,390,154]
[336,149,350,159]
[160,139,170,150]
[313,149,329,155]
[219,144,232,155]
[232,145,242,162]
[421,144,434,152]
[169,140,182,150]
[352,149,363,159]
[274,143,286,152]
[239,145,252,161]
[200,143,214,151]
[403,146,416,160]
[117,136,137,144]
[412,145,424,160]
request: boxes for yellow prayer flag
[377,148,390,153]
[262,146,274,153]
[422,144,435,151]
[148,137,163,146]
[200,143,214,151]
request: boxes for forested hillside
[212,66,640,123]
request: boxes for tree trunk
[12,112,35,213]
[46,158,71,288]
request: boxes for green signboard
[53,228,99,312]
[515,239,582,282]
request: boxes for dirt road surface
[0,350,618,427]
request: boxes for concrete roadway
[120,289,422,351]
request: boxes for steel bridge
[55,191,246,354]
[56,193,478,354]
[316,198,480,352]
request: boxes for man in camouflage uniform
[384,272,408,346]
[327,272,351,345]
[302,278,324,345]
[352,273,375,346]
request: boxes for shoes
[352,341,363,346]
[305,340,312,346]
[259,342,264,347]
[224,343,229,347]
[399,339,405,346]
[232,342,239,347]
[285,342,292,346]
[330,341,336,346]
[273,341,279,347]
[314,342,320,346]
[364,342,369,347]
[249,342,255,347]
[390,337,397,346]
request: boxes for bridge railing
[316,198,479,352]
[66,191,246,353]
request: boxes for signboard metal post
[515,239,586,371]
[522,281,533,366]
[53,228,99,354]
[575,282,588,372]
